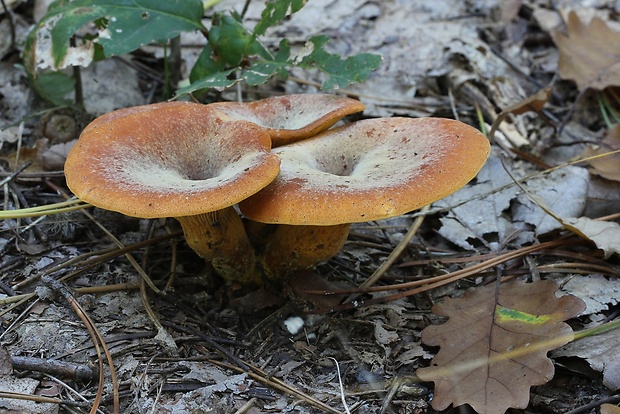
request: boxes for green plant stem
[203,0,226,9]
[240,0,252,18]
[597,92,612,129]
[602,93,620,123]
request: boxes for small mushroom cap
[239,117,490,225]
[210,94,365,146]
[65,102,280,218]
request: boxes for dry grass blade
[0,390,61,404]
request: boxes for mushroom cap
[210,94,365,146]
[65,101,280,218]
[239,117,490,225]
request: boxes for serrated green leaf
[253,0,307,37]
[174,69,236,97]
[29,0,204,69]
[244,38,290,85]
[295,35,382,89]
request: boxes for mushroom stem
[257,223,351,280]
[176,207,260,285]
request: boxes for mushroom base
[257,223,351,280]
[176,207,260,285]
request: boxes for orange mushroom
[64,101,280,285]
[239,117,491,280]
[210,94,365,147]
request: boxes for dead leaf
[488,87,553,146]
[560,274,620,316]
[512,165,589,236]
[601,404,620,414]
[0,347,13,376]
[417,280,585,414]
[552,11,620,91]
[561,217,620,259]
[514,181,620,258]
[581,125,620,182]
[436,153,534,251]
[373,320,399,346]
[554,326,620,391]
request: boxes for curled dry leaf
[551,11,620,91]
[520,190,620,259]
[417,280,585,414]
[581,125,620,182]
[562,217,620,259]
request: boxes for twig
[233,397,257,414]
[360,204,430,288]
[11,356,96,381]
[308,238,574,313]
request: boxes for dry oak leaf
[581,125,620,182]
[417,280,585,414]
[551,11,620,91]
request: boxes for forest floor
[1,0,620,413]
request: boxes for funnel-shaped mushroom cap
[65,102,280,218]
[239,117,490,225]
[210,94,365,146]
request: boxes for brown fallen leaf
[510,179,620,259]
[552,11,620,91]
[417,280,585,414]
[561,217,620,259]
[488,87,552,146]
[581,125,620,182]
[601,403,620,414]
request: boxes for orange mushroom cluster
[64,94,490,285]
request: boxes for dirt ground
[1,0,620,413]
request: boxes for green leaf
[189,43,226,83]
[294,35,382,89]
[32,71,76,106]
[28,0,204,69]
[208,13,272,67]
[97,0,205,56]
[174,69,236,97]
[252,0,307,37]
[243,38,290,85]
[241,36,382,89]
[182,35,382,93]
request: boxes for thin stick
[360,205,430,288]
